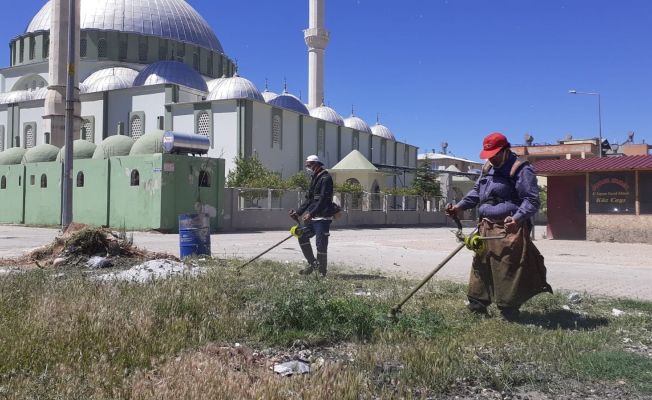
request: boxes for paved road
[1,225,651,300]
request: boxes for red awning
[533,155,652,175]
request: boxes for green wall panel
[0,165,26,224]
[24,162,62,226]
[73,159,109,227]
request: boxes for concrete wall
[18,104,45,145]
[324,124,339,168]
[587,214,652,244]
[210,101,238,172]
[72,159,109,226]
[0,164,25,223]
[24,162,62,225]
[80,97,105,143]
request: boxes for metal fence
[234,188,446,214]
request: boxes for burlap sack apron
[468,219,553,308]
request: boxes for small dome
[206,73,264,102]
[79,82,89,94]
[86,75,132,93]
[262,89,279,102]
[207,75,227,92]
[0,90,33,104]
[83,67,139,87]
[134,61,208,92]
[129,130,166,155]
[371,122,396,141]
[30,87,49,100]
[344,115,372,134]
[92,135,136,159]
[22,144,60,164]
[268,91,309,114]
[309,104,344,126]
[0,147,27,165]
[56,140,97,162]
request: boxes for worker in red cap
[446,132,552,321]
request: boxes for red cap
[479,132,509,159]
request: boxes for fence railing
[234,188,446,214]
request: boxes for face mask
[305,167,314,175]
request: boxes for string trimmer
[237,215,303,271]
[386,214,505,322]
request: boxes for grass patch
[0,259,650,399]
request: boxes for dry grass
[0,259,650,399]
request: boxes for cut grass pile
[0,259,650,399]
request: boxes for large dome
[268,91,309,114]
[26,0,224,53]
[134,61,208,92]
[207,73,264,102]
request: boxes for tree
[226,156,285,189]
[285,171,310,191]
[412,163,441,199]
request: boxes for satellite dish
[441,142,448,154]
[564,134,573,141]
[627,131,635,143]
[524,133,534,146]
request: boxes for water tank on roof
[162,131,210,155]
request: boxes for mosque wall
[24,161,62,225]
[80,98,105,143]
[0,164,25,223]
[324,123,338,168]
[359,132,371,160]
[387,140,396,166]
[302,117,317,162]
[281,110,301,175]
[339,126,354,159]
[132,90,166,129]
[19,104,46,145]
[210,101,238,173]
[72,159,109,226]
[371,135,382,164]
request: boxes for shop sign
[589,172,635,214]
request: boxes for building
[534,155,652,243]
[0,0,421,230]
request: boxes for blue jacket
[456,153,540,222]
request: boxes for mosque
[0,0,419,229]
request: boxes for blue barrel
[178,214,211,258]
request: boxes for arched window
[14,136,20,148]
[29,37,36,60]
[80,36,87,57]
[44,132,50,144]
[199,171,211,188]
[19,38,24,63]
[1,176,6,189]
[42,34,49,58]
[196,112,210,137]
[130,170,140,186]
[76,171,84,187]
[24,126,35,149]
[81,119,93,142]
[40,174,47,188]
[130,115,143,139]
[98,38,107,58]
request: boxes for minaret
[43,0,81,147]
[304,0,330,109]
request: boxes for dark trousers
[298,220,332,263]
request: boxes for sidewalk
[1,225,651,300]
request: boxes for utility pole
[62,0,77,226]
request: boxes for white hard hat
[305,155,322,164]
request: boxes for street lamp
[568,89,603,158]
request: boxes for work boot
[498,306,521,322]
[467,298,489,316]
[317,252,328,276]
[299,242,316,265]
[299,260,318,275]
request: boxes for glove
[445,203,460,217]
[504,216,519,234]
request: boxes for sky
[3,0,652,161]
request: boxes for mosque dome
[344,115,372,134]
[0,90,33,104]
[56,140,97,162]
[22,144,60,164]
[371,122,396,141]
[83,67,139,87]
[30,87,49,101]
[129,130,166,155]
[262,89,279,103]
[134,61,208,92]
[26,0,224,53]
[92,135,136,159]
[207,73,264,102]
[268,91,309,114]
[309,104,344,126]
[86,75,133,93]
[207,75,227,93]
[0,147,27,165]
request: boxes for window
[76,171,84,187]
[404,146,409,166]
[138,37,148,62]
[207,55,213,76]
[80,36,87,57]
[40,174,47,188]
[589,172,635,214]
[159,41,168,60]
[130,115,143,139]
[0,126,4,151]
[199,171,211,188]
[81,119,93,142]
[193,52,200,70]
[42,34,49,58]
[352,132,359,150]
[44,132,50,145]
[19,38,24,63]
[196,112,210,137]
[98,37,107,58]
[130,170,140,186]
[317,127,325,156]
[381,140,387,164]
[18,176,21,187]
[272,115,281,146]
[119,36,128,60]
[14,136,20,148]
[24,125,35,149]
[1,176,6,189]
[29,37,35,60]
[30,175,35,185]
